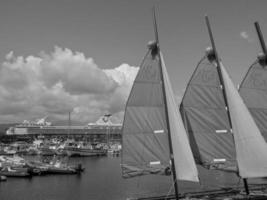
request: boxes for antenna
[255,22,267,55]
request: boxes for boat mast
[255,22,267,55]
[68,111,71,138]
[153,8,179,200]
[205,16,250,195]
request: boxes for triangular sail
[161,52,199,182]
[180,56,237,172]
[121,44,199,182]
[239,60,267,142]
[220,62,267,178]
[121,48,170,178]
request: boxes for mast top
[205,15,220,65]
[255,22,267,55]
[149,6,159,57]
[254,22,267,66]
[153,6,159,44]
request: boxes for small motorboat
[45,161,79,174]
[0,175,7,181]
[65,142,107,157]
[0,167,32,177]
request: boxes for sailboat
[121,9,199,200]
[180,16,267,196]
[239,22,267,142]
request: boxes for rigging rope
[164,179,175,200]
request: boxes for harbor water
[0,155,266,200]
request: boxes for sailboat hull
[66,148,107,157]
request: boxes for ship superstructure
[6,116,122,141]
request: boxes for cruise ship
[6,115,122,142]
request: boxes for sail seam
[182,105,230,110]
[135,81,162,84]
[240,87,267,92]
[188,84,221,89]
[127,105,164,107]
[247,107,267,111]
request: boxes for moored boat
[0,167,32,177]
[65,142,107,157]
[45,165,78,174]
[25,156,84,175]
[107,143,121,156]
[0,148,16,156]
[38,147,56,156]
[66,147,107,157]
[44,159,83,174]
[0,175,7,181]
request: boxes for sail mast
[205,16,233,132]
[153,7,179,200]
[205,16,250,195]
[255,22,267,55]
[68,111,71,138]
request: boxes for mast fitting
[205,47,216,62]
[257,52,267,66]
[148,40,159,57]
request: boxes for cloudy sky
[0,0,267,125]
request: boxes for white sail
[220,62,267,178]
[161,53,199,182]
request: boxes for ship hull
[66,148,107,157]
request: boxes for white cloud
[240,31,253,43]
[5,51,14,60]
[40,47,118,95]
[240,31,249,39]
[0,46,139,125]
